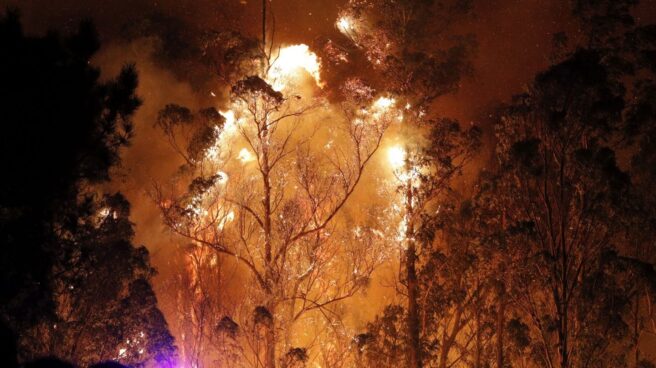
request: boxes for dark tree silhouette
[0,10,175,367]
[0,8,136,330]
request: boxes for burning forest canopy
[2,0,656,368]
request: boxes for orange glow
[374,96,395,110]
[237,148,254,163]
[267,44,323,90]
[387,145,406,169]
[336,16,353,33]
[169,41,403,368]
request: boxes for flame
[337,16,353,33]
[397,216,408,242]
[374,96,396,110]
[267,44,323,90]
[217,171,229,184]
[387,146,406,169]
[221,110,235,127]
[238,148,254,163]
[171,38,422,366]
[220,110,238,137]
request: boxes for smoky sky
[6,0,655,122]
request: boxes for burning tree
[335,1,479,367]
[359,120,481,368]
[154,39,397,367]
[162,242,237,367]
[335,0,475,108]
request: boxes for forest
[1,0,656,367]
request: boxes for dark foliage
[0,10,175,367]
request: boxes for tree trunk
[475,278,482,368]
[496,290,505,368]
[265,302,276,368]
[407,242,421,368]
[438,308,462,368]
[559,153,569,368]
[262,116,276,368]
[405,181,422,368]
[634,293,640,368]
[559,306,568,368]
[559,256,568,368]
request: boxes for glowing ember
[221,110,235,127]
[387,145,406,169]
[237,148,254,163]
[217,171,228,184]
[337,16,353,33]
[267,44,323,90]
[374,96,396,110]
[98,207,111,219]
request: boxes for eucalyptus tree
[155,68,393,367]
[335,2,478,367]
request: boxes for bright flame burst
[336,16,353,33]
[387,146,406,169]
[218,210,235,230]
[374,96,395,110]
[268,44,323,90]
[221,110,236,129]
[238,148,254,163]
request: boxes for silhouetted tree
[23,357,74,368]
[0,10,175,366]
[492,49,638,368]
[481,1,656,366]
[18,194,177,367]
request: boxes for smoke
[89,38,203,324]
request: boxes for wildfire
[336,16,353,33]
[374,96,396,110]
[170,39,410,367]
[221,110,236,128]
[217,171,228,184]
[387,145,406,169]
[237,147,254,163]
[267,44,323,90]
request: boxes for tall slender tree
[335,2,476,366]
[493,49,634,368]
